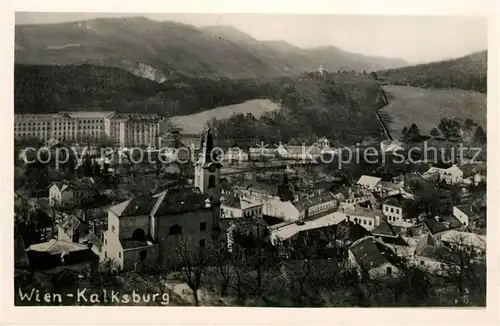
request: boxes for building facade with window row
[14,111,163,147]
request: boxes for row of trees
[117,223,485,307]
[401,117,486,146]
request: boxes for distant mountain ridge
[15,16,407,81]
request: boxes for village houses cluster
[14,118,487,288]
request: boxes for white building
[221,195,263,219]
[48,179,97,206]
[424,165,464,185]
[356,175,382,191]
[14,111,163,147]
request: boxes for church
[101,129,224,271]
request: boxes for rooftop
[27,239,89,255]
[418,245,460,265]
[357,175,381,189]
[439,230,486,250]
[371,221,399,238]
[423,215,463,235]
[151,187,208,216]
[455,205,477,218]
[344,206,382,218]
[270,211,345,241]
[59,111,115,119]
[221,195,262,210]
[293,192,336,212]
[349,237,403,272]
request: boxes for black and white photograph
[9,9,491,312]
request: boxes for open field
[379,85,486,140]
[169,99,281,134]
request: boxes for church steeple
[195,128,222,195]
[199,128,218,165]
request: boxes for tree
[430,128,440,138]
[472,126,486,145]
[438,117,462,140]
[401,127,408,140]
[370,72,378,80]
[443,232,486,303]
[407,123,421,141]
[210,245,232,296]
[173,236,210,306]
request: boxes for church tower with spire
[194,128,223,234]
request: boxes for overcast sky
[15,13,487,63]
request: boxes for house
[25,239,99,281]
[356,175,381,191]
[102,186,215,271]
[348,237,404,279]
[232,180,298,221]
[439,230,486,257]
[336,187,375,206]
[453,205,477,227]
[412,234,460,274]
[48,179,97,206]
[221,195,263,219]
[371,221,408,246]
[293,191,338,220]
[332,220,372,248]
[269,211,346,243]
[424,164,464,185]
[422,215,464,236]
[382,195,417,223]
[342,206,383,231]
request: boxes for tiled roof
[418,246,460,265]
[455,205,476,218]
[423,215,463,235]
[80,232,103,251]
[27,239,89,255]
[344,206,381,218]
[349,237,402,272]
[334,220,371,243]
[357,175,381,189]
[151,187,208,216]
[109,197,157,218]
[415,234,437,255]
[439,230,486,250]
[372,221,398,237]
[292,192,336,212]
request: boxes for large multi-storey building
[109,113,161,148]
[14,111,163,147]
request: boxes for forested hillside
[15,64,386,145]
[208,72,388,147]
[377,51,487,93]
[15,64,276,115]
